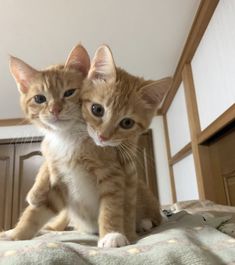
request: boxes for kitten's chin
[38,118,76,132]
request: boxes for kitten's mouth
[87,125,121,147]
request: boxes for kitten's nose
[99,135,108,142]
[49,105,62,117]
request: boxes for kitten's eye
[91,104,104,117]
[119,118,135,129]
[34,95,46,104]
[64,89,76,97]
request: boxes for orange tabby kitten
[81,45,171,243]
[0,44,169,248]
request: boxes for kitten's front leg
[123,162,138,242]
[97,168,129,248]
[0,185,65,240]
[26,161,50,206]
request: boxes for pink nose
[99,135,108,142]
[49,105,62,117]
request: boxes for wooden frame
[160,0,219,115]
[169,143,192,166]
[182,64,210,199]
[0,119,28,127]
[198,104,235,144]
[167,53,235,203]
[161,1,235,203]
[163,115,177,202]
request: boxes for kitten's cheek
[87,125,98,142]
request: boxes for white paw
[138,218,153,232]
[0,229,14,241]
[98,232,129,248]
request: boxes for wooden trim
[160,0,219,114]
[182,64,204,198]
[182,64,216,200]
[169,143,192,166]
[163,115,177,202]
[0,118,29,127]
[198,104,235,144]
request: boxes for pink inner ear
[142,93,160,106]
[65,44,90,77]
[69,61,87,76]
[19,80,29,94]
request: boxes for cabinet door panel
[136,130,158,198]
[0,144,14,230]
[12,142,44,226]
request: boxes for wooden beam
[160,0,219,114]
[182,64,217,200]
[0,118,29,127]
[198,104,235,144]
[163,115,177,202]
[169,143,192,166]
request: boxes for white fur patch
[67,166,99,234]
[139,218,153,232]
[0,230,14,241]
[44,128,100,234]
[98,232,129,248]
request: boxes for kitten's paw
[137,218,153,233]
[0,230,14,241]
[98,232,129,248]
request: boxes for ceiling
[0,0,200,119]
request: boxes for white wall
[150,116,172,205]
[192,0,235,130]
[173,154,199,201]
[166,83,191,156]
[165,83,199,202]
[0,125,42,140]
[0,0,199,119]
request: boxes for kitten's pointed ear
[140,77,172,108]
[65,44,90,77]
[9,56,39,94]
[88,45,116,83]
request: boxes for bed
[0,200,235,265]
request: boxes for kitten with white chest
[0,44,170,248]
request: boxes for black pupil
[64,89,76,97]
[120,118,134,129]
[92,104,104,117]
[34,95,46,104]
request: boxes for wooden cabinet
[207,126,235,206]
[0,142,43,230]
[12,143,44,226]
[136,130,158,198]
[0,145,14,230]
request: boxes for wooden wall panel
[192,0,235,130]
